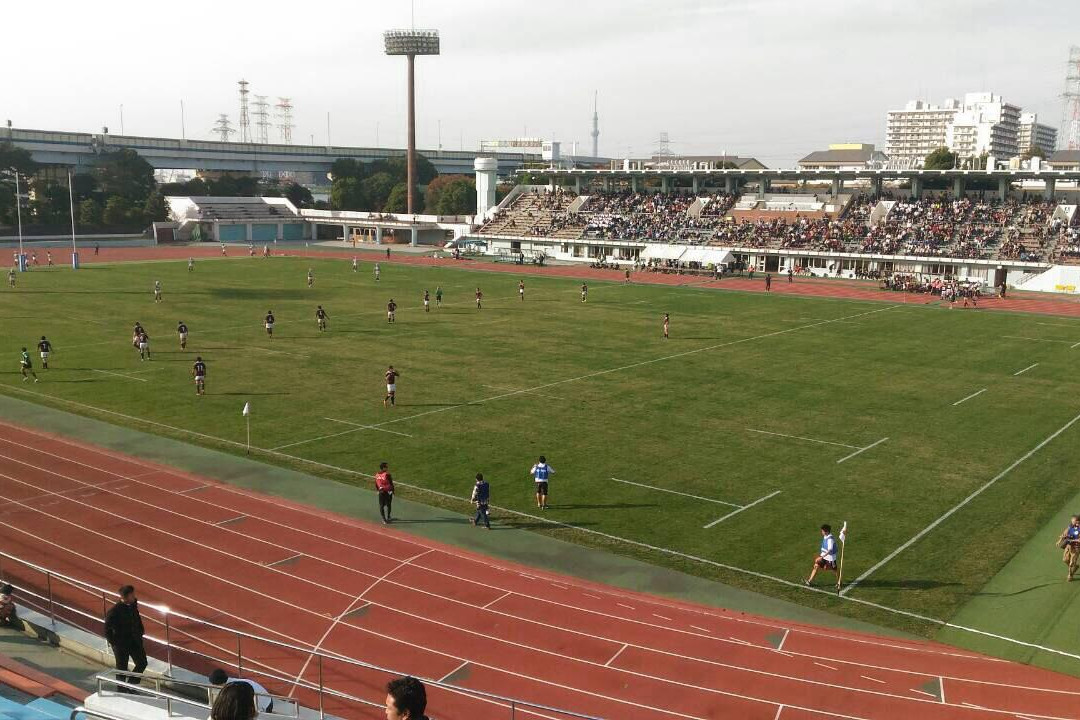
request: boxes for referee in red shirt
[375,462,394,524]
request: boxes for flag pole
[242,402,251,454]
[836,520,848,594]
[68,172,78,269]
[14,172,24,268]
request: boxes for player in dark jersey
[265,311,275,339]
[132,322,144,349]
[580,283,588,303]
[435,286,443,308]
[46,251,53,267]
[387,299,397,323]
[37,336,52,369]
[192,356,207,395]
[384,365,399,407]
[177,321,188,350]
[316,305,329,331]
[765,273,772,292]
[663,313,670,339]
[475,287,483,310]
[20,348,38,383]
[375,462,394,523]
[423,290,430,312]
[137,331,151,361]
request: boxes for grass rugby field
[4,252,1080,669]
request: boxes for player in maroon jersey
[384,365,400,407]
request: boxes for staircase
[0,697,73,720]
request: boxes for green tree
[330,158,364,181]
[94,149,155,202]
[330,177,367,210]
[102,196,132,226]
[425,175,476,215]
[78,198,103,227]
[0,143,37,226]
[31,183,69,224]
[143,191,168,224]
[362,172,396,210]
[284,182,313,208]
[923,147,957,170]
[70,173,97,202]
[383,182,410,213]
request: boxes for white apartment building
[885,99,960,168]
[887,92,1027,168]
[1018,112,1058,156]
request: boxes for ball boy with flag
[805,522,845,589]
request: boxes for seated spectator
[211,681,256,720]
[385,676,429,720]
[0,585,16,627]
[209,669,273,713]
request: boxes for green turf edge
[0,391,912,639]
[938,487,1080,676]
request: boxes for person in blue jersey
[805,524,838,587]
[471,473,491,529]
[1060,515,1080,581]
[529,455,555,510]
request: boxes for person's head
[119,585,136,603]
[1,584,12,596]
[208,668,229,686]
[40,336,45,341]
[388,365,394,371]
[1071,515,1079,527]
[196,356,202,362]
[268,310,272,314]
[820,524,832,536]
[385,677,426,720]
[475,473,483,483]
[380,462,388,471]
[538,455,546,464]
[211,681,256,720]
[20,347,26,352]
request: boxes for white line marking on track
[861,675,886,684]
[215,514,246,525]
[10,401,1080,674]
[583,593,600,600]
[814,662,838,671]
[1013,363,1039,376]
[842,408,1080,596]
[746,428,859,449]
[689,625,711,633]
[482,591,512,610]
[91,369,147,382]
[604,644,629,667]
[773,705,784,720]
[776,629,789,652]
[836,437,889,464]
[652,613,672,621]
[266,554,303,567]
[940,676,946,704]
[551,583,568,590]
[178,483,212,494]
[703,491,782,529]
[323,417,413,438]
[911,689,936,698]
[728,637,753,646]
[438,660,470,683]
[616,603,635,610]
[952,388,987,406]
[611,477,741,507]
[287,548,434,698]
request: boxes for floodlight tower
[384,26,440,213]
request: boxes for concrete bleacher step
[25,699,72,719]
[0,696,69,720]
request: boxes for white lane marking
[690,625,711,633]
[861,675,886,684]
[1002,335,1075,345]
[776,629,789,652]
[1013,363,1038,376]
[842,408,1080,596]
[604,644,629,667]
[653,613,672,621]
[836,437,889,464]
[611,477,741,508]
[482,591,513,610]
[323,417,414,438]
[746,428,859,449]
[814,662,838,671]
[482,384,564,401]
[266,553,303,567]
[952,389,987,406]
[617,603,635,610]
[703,491,782,529]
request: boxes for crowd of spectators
[478,188,583,238]
[883,273,985,302]
[579,191,728,242]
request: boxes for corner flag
[242,402,251,417]
[839,521,847,544]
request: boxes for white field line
[773,705,784,720]
[91,369,148,383]
[952,389,987,407]
[746,428,859,450]
[273,304,903,449]
[1072,341,1080,350]
[10,401,1080,677]
[703,491,783,529]
[940,676,946,705]
[841,408,1080,596]
[836,438,889,464]
[1002,335,1076,345]
[610,477,741,508]
[1013,364,1039,376]
[287,549,433,698]
[8,435,1080,700]
[482,384,564,401]
[323,417,413,438]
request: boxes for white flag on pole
[839,521,848,544]
[242,402,251,417]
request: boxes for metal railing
[0,549,602,720]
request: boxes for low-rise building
[798,144,888,171]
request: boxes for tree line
[328,154,477,216]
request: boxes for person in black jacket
[104,585,147,691]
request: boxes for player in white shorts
[352,257,358,272]
[177,321,189,350]
[384,365,400,407]
[154,280,162,303]
[265,310,275,340]
[374,263,381,281]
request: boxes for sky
[3,0,1078,167]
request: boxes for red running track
[75,244,1080,319]
[1,421,1080,720]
